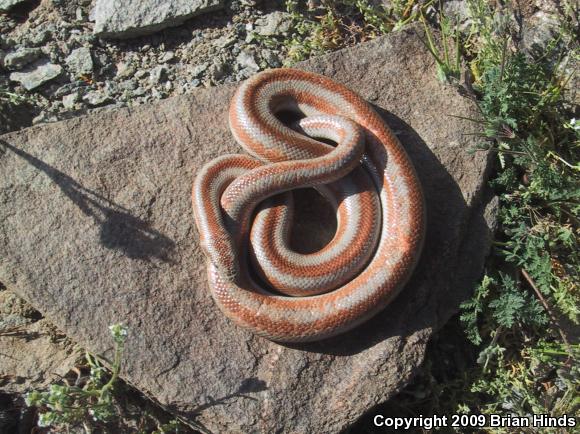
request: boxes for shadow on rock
[182,377,267,428]
[0,140,175,263]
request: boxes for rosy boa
[192,68,425,342]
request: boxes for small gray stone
[95,52,111,70]
[236,50,260,79]
[82,90,112,106]
[159,51,175,63]
[261,49,282,68]
[104,80,120,95]
[135,69,149,80]
[62,91,81,109]
[151,87,163,99]
[66,47,94,76]
[31,111,58,125]
[53,82,86,98]
[3,48,42,70]
[75,7,84,22]
[132,86,146,96]
[215,33,237,49]
[521,11,560,54]
[236,68,251,80]
[119,80,138,91]
[28,26,54,47]
[484,194,500,236]
[254,11,293,36]
[149,65,167,84]
[190,63,208,78]
[93,0,224,39]
[9,61,63,91]
[0,0,29,12]
[236,50,259,72]
[443,1,471,28]
[209,60,227,80]
[115,62,137,79]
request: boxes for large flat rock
[0,26,492,432]
[93,0,224,39]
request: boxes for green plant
[464,0,512,81]
[420,3,461,83]
[356,1,579,428]
[26,324,128,429]
[24,324,196,433]
[455,0,579,423]
[461,273,549,347]
[468,340,580,420]
[0,89,25,104]
[152,419,186,434]
[263,0,430,64]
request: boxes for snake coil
[192,68,425,342]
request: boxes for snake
[192,68,425,343]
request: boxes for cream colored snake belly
[192,68,425,342]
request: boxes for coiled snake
[192,68,425,342]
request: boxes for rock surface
[0,290,78,396]
[0,0,28,12]
[9,61,62,90]
[3,47,42,70]
[65,47,94,76]
[0,27,492,432]
[93,0,224,39]
[82,89,111,107]
[254,11,293,36]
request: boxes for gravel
[0,1,290,127]
[1,0,565,131]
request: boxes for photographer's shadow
[0,140,175,263]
